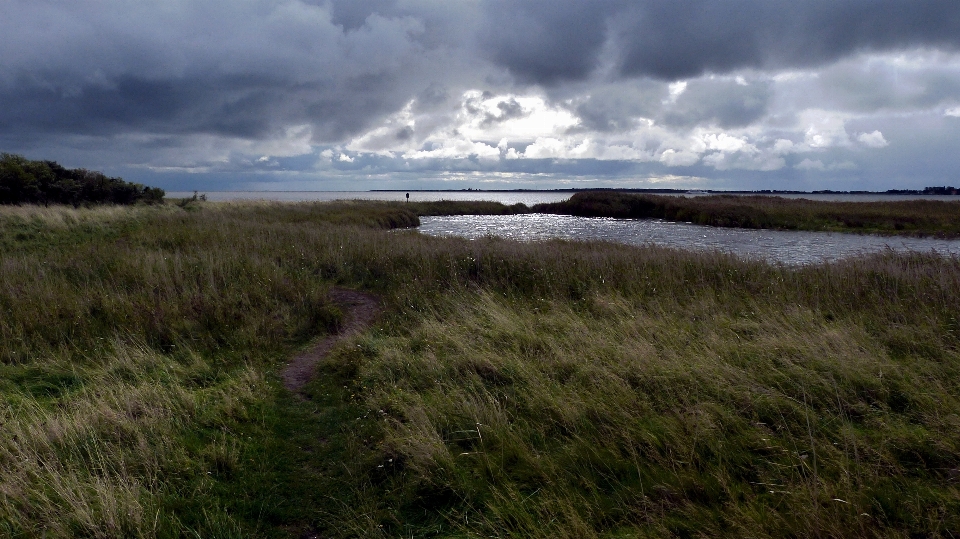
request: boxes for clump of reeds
[534,191,960,237]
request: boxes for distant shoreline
[370,187,960,195]
[168,187,960,195]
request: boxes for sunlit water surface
[418,214,960,265]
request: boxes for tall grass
[534,191,960,237]
[2,200,959,537]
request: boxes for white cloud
[598,144,653,161]
[800,110,850,149]
[659,148,700,166]
[772,139,795,154]
[946,107,960,117]
[857,130,889,148]
[795,158,825,170]
[700,132,749,153]
[457,91,579,142]
[248,124,315,157]
[665,81,688,103]
[795,158,858,171]
[703,150,785,171]
[522,137,568,159]
[402,139,500,161]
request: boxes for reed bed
[1,200,958,537]
[534,191,960,237]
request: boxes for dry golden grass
[1,200,958,537]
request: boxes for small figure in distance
[406,192,409,202]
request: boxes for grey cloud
[395,126,415,140]
[621,0,960,80]
[567,76,772,134]
[0,1,483,149]
[326,0,479,49]
[328,0,399,30]
[480,0,960,83]
[479,0,610,84]
[798,57,960,113]
[497,99,525,119]
[572,81,665,132]
[480,98,528,127]
[415,83,451,110]
[2,0,960,192]
[662,79,772,129]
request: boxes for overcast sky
[3,0,960,191]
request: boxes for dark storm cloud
[0,0,477,149]
[481,0,960,83]
[479,0,610,84]
[0,75,280,139]
[0,70,414,143]
[327,0,398,30]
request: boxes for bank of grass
[1,199,959,537]
[534,191,960,237]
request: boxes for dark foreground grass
[534,191,960,237]
[2,200,959,537]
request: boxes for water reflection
[418,214,960,265]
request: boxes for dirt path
[282,287,382,394]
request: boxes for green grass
[534,191,960,237]
[2,199,959,537]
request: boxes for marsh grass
[535,191,960,237]
[2,200,959,537]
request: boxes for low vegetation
[534,191,960,237]
[2,199,959,537]
[0,153,164,206]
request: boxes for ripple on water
[417,214,960,265]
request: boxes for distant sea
[166,191,571,205]
[167,191,960,205]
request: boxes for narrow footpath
[282,288,382,394]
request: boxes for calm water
[418,214,960,265]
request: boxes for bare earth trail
[282,287,382,394]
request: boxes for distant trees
[885,186,960,195]
[0,153,165,206]
[922,186,960,195]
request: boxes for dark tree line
[0,153,165,206]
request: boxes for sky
[3,0,960,192]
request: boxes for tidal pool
[418,214,960,265]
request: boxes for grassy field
[534,191,960,237]
[2,199,959,537]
